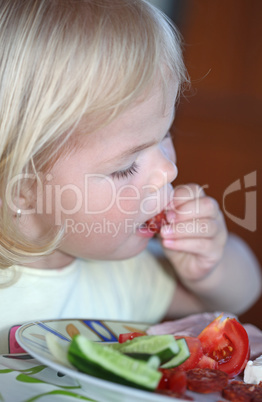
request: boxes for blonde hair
[0,0,189,268]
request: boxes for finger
[161,217,220,240]
[162,237,222,261]
[170,196,220,222]
[169,183,207,210]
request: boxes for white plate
[16,318,190,402]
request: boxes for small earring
[16,209,22,218]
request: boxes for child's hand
[161,184,228,281]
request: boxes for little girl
[0,0,261,355]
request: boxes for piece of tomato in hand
[118,332,145,343]
[198,315,250,378]
[145,210,168,234]
[175,336,204,371]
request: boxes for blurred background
[149,0,262,328]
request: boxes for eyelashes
[110,132,171,181]
[111,161,139,180]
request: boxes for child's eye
[111,162,139,180]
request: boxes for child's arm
[158,184,262,317]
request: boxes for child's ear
[9,181,38,219]
[10,183,46,241]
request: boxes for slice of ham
[147,312,262,360]
[243,323,262,360]
[147,312,235,337]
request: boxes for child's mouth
[136,210,168,238]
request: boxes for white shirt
[0,249,175,354]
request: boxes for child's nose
[148,154,178,192]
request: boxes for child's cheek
[115,186,142,216]
[84,178,117,216]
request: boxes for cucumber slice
[45,332,73,368]
[108,335,179,364]
[124,353,160,369]
[68,335,162,390]
[161,338,190,368]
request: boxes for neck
[22,251,76,270]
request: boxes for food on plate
[109,334,179,364]
[186,367,229,394]
[46,314,256,400]
[198,314,250,378]
[170,336,204,371]
[161,338,190,368]
[244,355,262,384]
[147,311,237,337]
[118,332,190,369]
[147,311,262,361]
[157,369,187,394]
[196,354,218,369]
[145,210,168,233]
[68,334,162,390]
[118,331,145,343]
[222,380,262,401]
[242,323,262,360]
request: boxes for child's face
[36,78,178,265]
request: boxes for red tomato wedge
[145,210,168,233]
[118,332,145,343]
[157,369,187,394]
[169,370,187,394]
[196,355,218,370]
[198,315,250,378]
[175,336,203,371]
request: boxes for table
[0,354,95,402]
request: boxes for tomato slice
[196,355,218,370]
[118,332,145,343]
[169,370,187,394]
[198,315,250,378]
[157,369,187,394]
[157,368,170,390]
[175,336,203,371]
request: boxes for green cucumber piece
[161,338,190,368]
[124,353,160,369]
[45,332,72,368]
[108,335,179,364]
[68,335,162,390]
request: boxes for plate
[16,318,188,402]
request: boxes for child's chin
[115,237,151,260]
